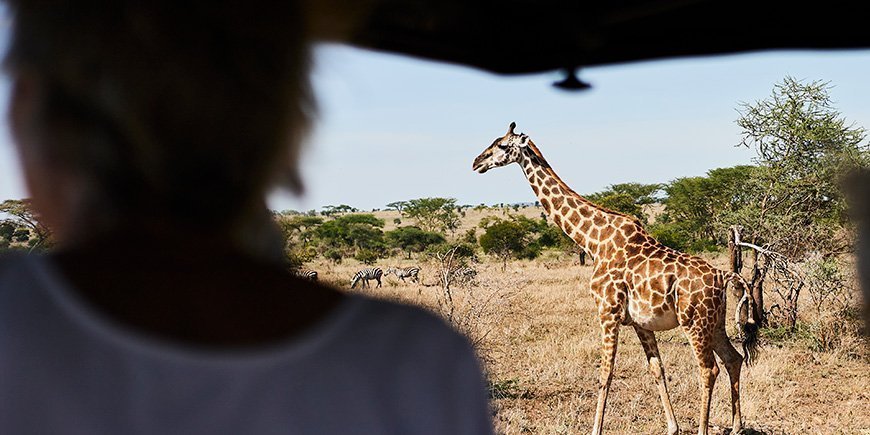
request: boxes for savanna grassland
[309,207,869,435]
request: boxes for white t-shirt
[0,254,493,434]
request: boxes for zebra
[292,268,318,281]
[450,266,477,285]
[385,266,421,283]
[350,267,383,289]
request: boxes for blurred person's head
[3,1,314,248]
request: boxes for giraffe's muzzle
[472,153,490,173]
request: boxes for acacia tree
[312,214,386,262]
[385,201,409,215]
[479,219,535,270]
[657,165,756,250]
[729,77,868,329]
[735,77,867,257]
[321,204,357,218]
[385,226,445,259]
[587,182,663,224]
[275,215,323,244]
[403,197,460,234]
[273,214,323,267]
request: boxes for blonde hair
[3,0,314,231]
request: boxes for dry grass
[307,213,869,434]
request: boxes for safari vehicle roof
[345,0,870,76]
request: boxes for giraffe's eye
[497,142,508,149]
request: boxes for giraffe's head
[472,122,530,174]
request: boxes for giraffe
[472,122,760,435]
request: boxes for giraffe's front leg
[633,326,679,435]
[590,313,620,435]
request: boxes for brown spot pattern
[505,143,744,429]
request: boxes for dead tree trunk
[729,226,749,325]
[728,226,743,274]
[749,252,767,327]
[734,240,804,329]
[578,249,587,266]
[729,226,766,327]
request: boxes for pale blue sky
[272,45,870,211]
[1,15,869,212]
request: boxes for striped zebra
[450,266,477,284]
[350,267,383,289]
[385,266,420,283]
[292,268,318,281]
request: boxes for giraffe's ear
[518,134,530,147]
[508,122,516,135]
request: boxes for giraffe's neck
[518,143,609,256]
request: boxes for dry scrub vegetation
[310,249,869,434]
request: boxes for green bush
[688,239,720,253]
[647,222,691,251]
[385,226,444,259]
[462,228,477,244]
[354,249,379,265]
[324,249,343,264]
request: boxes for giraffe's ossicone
[473,122,760,435]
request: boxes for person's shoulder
[347,295,474,355]
[0,253,44,304]
[0,251,31,281]
[353,296,451,331]
[341,295,491,433]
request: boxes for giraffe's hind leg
[712,327,744,433]
[633,326,679,435]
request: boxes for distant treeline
[275,197,575,268]
[4,78,866,269]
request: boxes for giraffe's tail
[725,271,760,365]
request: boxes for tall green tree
[479,220,530,270]
[403,197,460,234]
[275,214,323,244]
[657,166,756,249]
[735,77,868,257]
[586,182,663,224]
[385,201,409,215]
[385,226,445,259]
[478,215,546,270]
[321,204,357,217]
[312,214,386,261]
[273,214,323,267]
[725,77,869,328]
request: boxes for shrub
[354,249,379,265]
[647,222,691,251]
[385,226,445,259]
[324,249,343,264]
[462,228,477,244]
